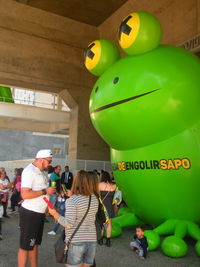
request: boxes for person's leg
[83,242,96,267]
[0,218,1,233]
[3,193,9,217]
[30,214,44,266]
[67,243,85,266]
[2,202,8,217]
[52,208,64,232]
[18,248,29,267]
[10,193,16,211]
[105,220,112,247]
[106,220,112,238]
[28,245,38,267]
[130,241,140,252]
[50,194,57,206]
[0,205,3,237]
[138,247,145,259]
[18,208,42,267]
[52,222,60,233]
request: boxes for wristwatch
[42,188,47,195]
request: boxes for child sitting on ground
[130,226,148,259]
[48,189,67,235]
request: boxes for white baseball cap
[36,149,53,159]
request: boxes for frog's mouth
[90,88,160,114]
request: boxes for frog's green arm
[187,221,200,240]
[145,219,200,257]
[110,207,143,237]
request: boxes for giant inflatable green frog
[85,12,200,257]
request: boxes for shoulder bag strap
[67,195,91,246]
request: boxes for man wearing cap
[18,149,56,267]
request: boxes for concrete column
[57,95,62,111]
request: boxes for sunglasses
[43,158,52,164]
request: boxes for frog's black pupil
[95,86,99,93]
[113,77,119,84]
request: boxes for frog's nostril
[95,86,99,93]
[113,77,119,84]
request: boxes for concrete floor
[0,212,199,267]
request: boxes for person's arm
[6,176,10,182]
[0,183,9,190]
[49,197,76,229]
[113,183,117,191]
[21,187,56,199]
[99,182,103,191]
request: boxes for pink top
[14,176,21,192]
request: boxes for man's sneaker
[0,234,2,240]
[48,231,56,235]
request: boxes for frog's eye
[113,77,119,84]
[118,12,162,55]
[84,39,120,76]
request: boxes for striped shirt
[58,194,98,243]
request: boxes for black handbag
[54,195,91,264]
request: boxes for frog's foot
[111,207,143,237]
[145,219,200,257]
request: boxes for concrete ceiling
[15,0,128,26]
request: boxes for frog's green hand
[110,207,143,237]
[145,219,200,257]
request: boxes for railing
[0,96,69,111]
[0,158,112,181]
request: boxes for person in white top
[0,170,11,218]
[17,149,56,267]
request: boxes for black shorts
[19,207,45,250]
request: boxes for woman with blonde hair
[49,170,98,267]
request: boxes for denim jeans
[52,209,65,232]
[49,194,57,206]
[130,241,144,257]
[66,242,96,267]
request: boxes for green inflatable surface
[85,11,200,257]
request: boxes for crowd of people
[0,149,148,267]
[0,167,24,240]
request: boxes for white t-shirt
[0,179,9,192]
[21,163,49,213]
